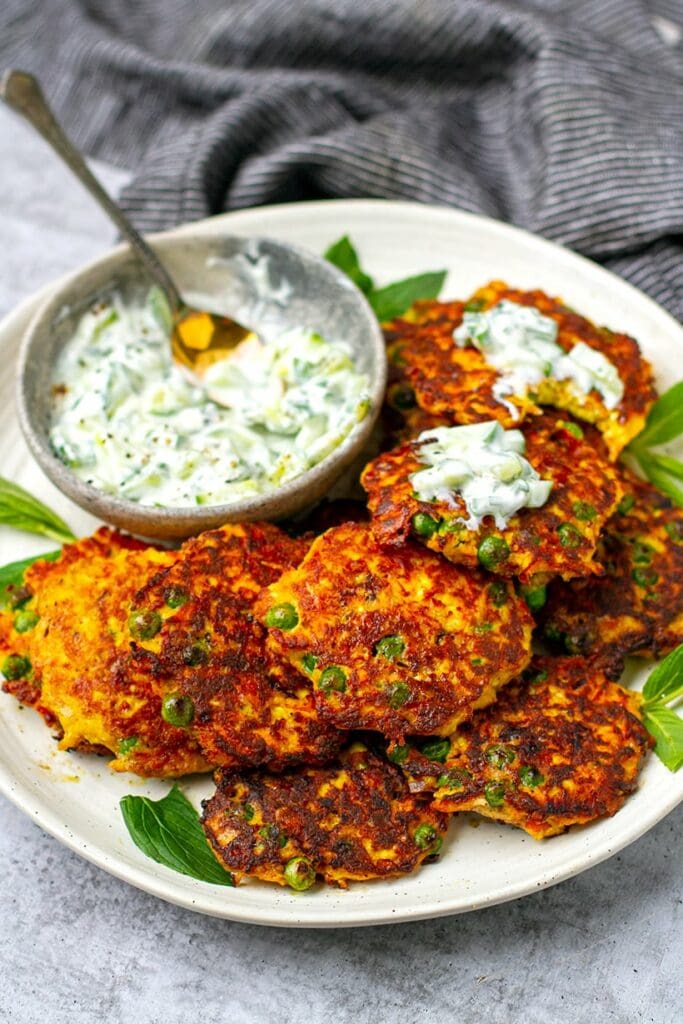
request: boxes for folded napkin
[2,0,682,318]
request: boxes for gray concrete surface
[0,105,681,1024]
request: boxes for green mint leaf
[631,381,683,449]
[634,452,683,508]
[368,270,447,323]
[0,477,76,544]
[643,643,683,704]
[324,236,374,295]
[0,550,61,609]
[646,452,683,482]
[120,785,235,887]
[643,703,683,772]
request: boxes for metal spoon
[0,69,257,378]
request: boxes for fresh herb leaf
[0,477,75,543]
[633,451,683,508]
[324,236,374,295]
[643,644,683,705]
[0,550,61,609]
[324,236,447,319]
[120,785,235,887]
[367,271,448,322]
[631,382,683,450]
[643,704,683,773]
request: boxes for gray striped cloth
[2,0,683,319]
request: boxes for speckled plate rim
[0,199,681,928]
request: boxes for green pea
[265,603,299,630]
[420,737,451,763]
[161,693,195,727]
[520,583,547,613]
[390,385,417,411]
[474,622,493,633]
[243,803,255,822]
[301,653,318,673]
[1,654,31,680]
[182,639,209,666]
[164,586,189,609]
[258,824,280,842]
[283,856,316,891]
[118,736,139,756]
[485,745,515,768]
[557,523,582,549]
[386,682,411,709]
[632,568,659,588]
[618,494,635,515]
[484,782,507,807]
[488,581,508,607]
[278,833,288,848]
[413,823,442,851]
[13,609,39,634]
[665,521,683,545]
[573,501,596,522]
[318,666,347,695]
[437,768,471,791]
[632,540,654,565]
[374,635,405,660]
[558,420,584,440]
[528,667,549,685]
[412,512,440,538]
[471,657,484,666]
[129,609,162,640]
[477,536,510,570]
[388,744,410,765]
[519,766,545,788]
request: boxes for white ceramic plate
[1,199,681,928]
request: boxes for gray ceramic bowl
[17,233,386,539]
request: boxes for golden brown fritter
[201,742,448,888]
[395,657,651,839]
[255,522,533,739]
[362,413,623,583]
[0,530,210,777]
[126,522,344,772]
[383,285,655,459]
[541,471,683,675]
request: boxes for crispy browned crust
[0,529,210,777]
[396,656,651,839]
[382,285,656,459]
[201,743,448,887]
[127,522,344,772]
[362,412,624,582]
[541,470,683,675]
[256,522,533,739]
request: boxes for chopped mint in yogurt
[454,300,624,415]
[410,421,553,530]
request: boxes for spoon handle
[0,69,183,312]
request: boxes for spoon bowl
[17,230,387,539]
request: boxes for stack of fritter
[2,281,679,891]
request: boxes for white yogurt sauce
[49,290,370,508]
[453,300,624,416]
[410,421,553,529]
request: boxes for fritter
[395,657,651,839]
[255,522,533,739]
[0,530,210,777]
[126,522,344,772]
[201,742,448,888]
[384,285,655,459]
[362,413,623,583]
[541,470,683,675]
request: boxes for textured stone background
[0,105,681,1024]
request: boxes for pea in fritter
[126,522,344,772]
[395,657,651,839]
[0,530,210,777]
[384,285,655,459]
[255,522,533,739]
[541,471,683,675]
[201,743,448,888]
[362,413,623,583]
